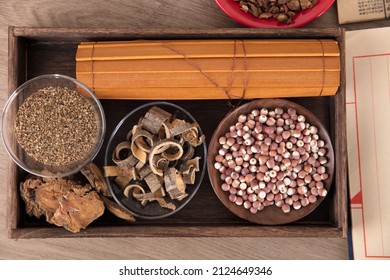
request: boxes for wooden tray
[7,27,347,239]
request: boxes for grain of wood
[0,0,372,260]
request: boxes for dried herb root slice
[133,192,176,210]
[144,172,163,193]
[104,166,137,178]
[181,142,195,162]
[132,125,154,153]
[123,184,145,198]
[183,128,205,147]
[138,165,153,180]
[180,157,201,174]
[140,106,172,134]
[148,139,183,176]
[169,119,193,136]
[183,172,196,184]
[115,175,133,188]
[81,162,111,197]
[112,141,139,168]
[164,167,187,200]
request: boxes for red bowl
[215,0,334,28]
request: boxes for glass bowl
[1,74,106,178]
[104,101,207,219]
[207,98,334,225]
[215,0,334,28]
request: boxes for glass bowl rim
[1,74,107,178]
[104,101,208,219]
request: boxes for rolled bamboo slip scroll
[76,39,340,100]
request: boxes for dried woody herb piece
[235,0,319,24]
[81,162,136,222]
[104,106,205,211]
[20,177,105,233]
[19,162,136,233]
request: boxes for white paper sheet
[346,27,390,259]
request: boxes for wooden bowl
[207,99,334,225]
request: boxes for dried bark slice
[148,139,184,176]
[169,119,193,136]
[144,172,163,193]
[180,157,201,174]
[132,125,154,153]
[123,184,145,197]
[183,172,196,185]
[182,127,206,147]
[131,136,148,163]
[112,141,138,168]
[81,162,111,197]
[140,106,172,134]
[104,166,137,178]
[181,142,195,162]
[100,195,136,222]
[20,177,104,233]
[138,165,153,180]
[115,175,133,188]
[161,121,172,139]
[164,167,187,201]
[152,155,170,172]
[133,192,176,210]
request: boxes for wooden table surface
[1,0,389,260]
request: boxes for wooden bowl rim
[207,98,335,225]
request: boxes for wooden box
[7,27,347,239]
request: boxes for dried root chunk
[20,177,104,233]
[100,196,136,222]
[81,162,111,197]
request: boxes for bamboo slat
[92,87,339,100]
[76,40,340,60]
[76,57,340,73]
[75,39,341,99]
[77,71,340,88]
